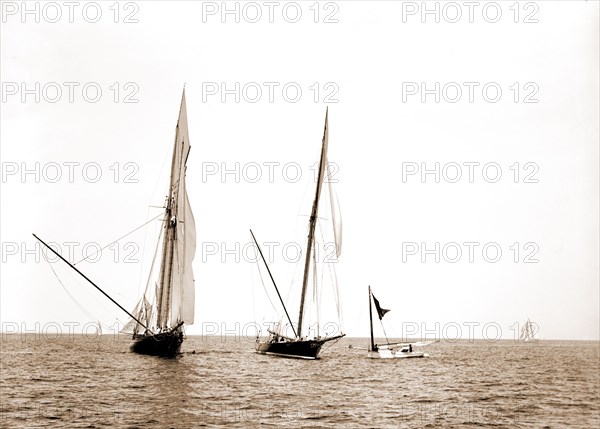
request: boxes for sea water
[1,335,598,428]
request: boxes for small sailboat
[96,321,102,336]
[252,109,344,360]
[34,89,196,358]
[519,318,538,342]
[367,286,429,359]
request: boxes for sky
[1,1,598,341]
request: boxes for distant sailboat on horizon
[520,318,539,342]
[34,89,196,358]
[251,108,345,360]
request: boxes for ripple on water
[1,337,598,428]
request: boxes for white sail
[121,298,142,334]
[180,189,196,323]
[143,295,153,327]
[155,90,196,330]
[121,91,196,335]
[168,188,196,325]
[326,161,342,257]
[121,294,154,334]
[520,318,537,341]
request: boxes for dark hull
[131,329,183,358]
[256,335,344,360]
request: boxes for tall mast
[369,286,375,351]
[156,139,179,328]
[297,108,329,339]
[156,197,175,328]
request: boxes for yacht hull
[131,328,183,358]
[368,349,427,359]
[257,335,344,360]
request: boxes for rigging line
[141,218,165,303]
[50,249,117,320]
[256,239,285,314]
[34,234,150,332]
[136,201,160,301]
[321,335,343,354]
[312,234,319,338]
[380,319,390,345]
[316,200,344,331]
[318,208,341,322]
[329,263,343,332]
[329,248,343,328]
[285,238,303,308]
[321,197,344,332]
[149,132,174,212]
[73,213,164,266]
[316,219,327,301]
[254,251,279,315]
[251,260,256,327]
[42,252,98,323]
[295,178,312,219]
[250,229,297,338]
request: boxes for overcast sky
[1,1,598,341]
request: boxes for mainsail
[326,154,342,258]
[125,91,196,335]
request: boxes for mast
[250,229,297,338]
[156,89,191,329]
[369,286,375,351]
[297,108,329,339]
[156,194,177,329]
[33,233,150,331]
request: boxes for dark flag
[372,294,390,320]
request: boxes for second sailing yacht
[252,109,344,359]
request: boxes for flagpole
[369,286,375,351]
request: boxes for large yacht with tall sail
[251,108,345,359]
[34,89,196,358]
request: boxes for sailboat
[519,318,538,342]
[252,108,345,360]
[367,286,430,359]
[34,89,196,358]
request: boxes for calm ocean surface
[1,335,598,428]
